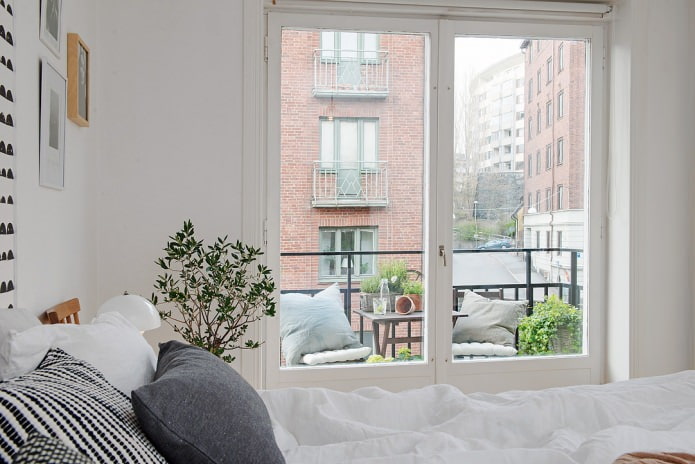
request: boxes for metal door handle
[439,245,446,267]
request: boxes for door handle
[439,245,447,267]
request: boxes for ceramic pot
[395,295,415,314]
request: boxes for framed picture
[39,61,66,190]
[67,33,89,127]
[39,0,62,57]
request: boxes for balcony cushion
[453,297,526,347]
[280,284,363,366]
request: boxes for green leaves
[518,295,582,355]
[152,220,276,363]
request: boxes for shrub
[518,295,582,355]
[378,259,409,293]
[402,280,424,295]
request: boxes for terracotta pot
[395,295,415,314]
[406,294,423,311]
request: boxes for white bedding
[260,370,695,464]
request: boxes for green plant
[359,275,382,294]
[151,220,276,363]
[365,348,422,363]
[378,259,409,293]
[402,280,424,295]
[517,295,582,355]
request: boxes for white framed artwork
[39,60,66,190]
[39,0,62,57]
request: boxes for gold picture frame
[67,33,89,127]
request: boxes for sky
[455,37,524,77]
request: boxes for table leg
[359,313,364,344]
[381,321,391,358]
[372,321,381,356]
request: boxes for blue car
[477,239,513,250]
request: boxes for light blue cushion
[280,284,362,366]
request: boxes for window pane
[320,120,334,167]
[363,120,377,167]
[362,33,378,60]
[321,31,335,60]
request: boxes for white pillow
[0,308,40,345]
[0,312,156,395]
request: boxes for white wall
[14,1,99,316]
[95,1,245,351]
[606,0,694,380]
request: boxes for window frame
[319,117,380,170]
[318,226,378,281]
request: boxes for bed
[1,300,694,464]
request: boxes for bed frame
[39,298,81,325]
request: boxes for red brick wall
[279,30,426,351]
[523,39,586,214]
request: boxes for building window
[547,58,553,83]
[536,39,540,52]
[319,227,377,279]
[557,231,563,256]
[528,79,533,103]
[528,44,533,63]
[537,69,542,94]
[536,109,541,134]
[558,90,564,118]
[516,127,523,137]
[320,31,379,62]
[557,137,564,165]
[527,154,532,177]
[546,100,553,126]
[545,188,552,211]
[320,117,378,170]
[536,151,541,174]
[528,193,533,209]
[546,231,551,253]
[558,43,564,72]
[536,190,541,211]
[545,144,552,170]
[557,184,564,209]
[528,118,533,140]
[536,230,540,248]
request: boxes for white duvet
[260,370,695,464]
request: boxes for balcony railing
[312,160,389,207]
[281,248,584,321]
[313,49,389,98]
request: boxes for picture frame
[39,0,62,57]
[39,60,66,190]
[67,33,89,127]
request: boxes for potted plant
[517,295,582,355]
[359,259,409,312]
[401,280,424,311]
[151,220,276,363]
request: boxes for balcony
[312,160,388,208]
[313,50,390,98]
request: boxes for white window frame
[319,226,377,280]
[263,8,606,392]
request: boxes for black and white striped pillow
[0,348,165,464]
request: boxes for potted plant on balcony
[401,280,424,312]
[359,259,409,312]
[517,295,582,355]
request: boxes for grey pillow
[453,298,526,347]
[131,341,285,464]
[280,284,362,365]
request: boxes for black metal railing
[280,248,584,320]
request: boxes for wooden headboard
[39,298,81,325]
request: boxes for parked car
[477,238,513,250]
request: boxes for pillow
[280,284,363,366]
[0,312,156,394]
[0,308,39,345]
[11,432,94,464]
[452,342,517,357]
[131,340,285,464]
[0,348,165,464]
[453,298,526,347]
[300,345,371,365]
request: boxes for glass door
[435,20,605,392]
[266,13,438,390]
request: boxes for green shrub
[360,275,382,294]
[377,259,409,293]
[518,295,582,355]
[402,280,424,295]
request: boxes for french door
[265,11,605,392]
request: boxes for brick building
[279,29,426,355]
[520,39,586,285]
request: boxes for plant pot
[405,294,423,311]
[395,295,414,314]
[360,293,399,312]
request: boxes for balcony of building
[312,160,389,208]
[313,49,390,98]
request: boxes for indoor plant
[517,295,582,355]
[151,220,276,363]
